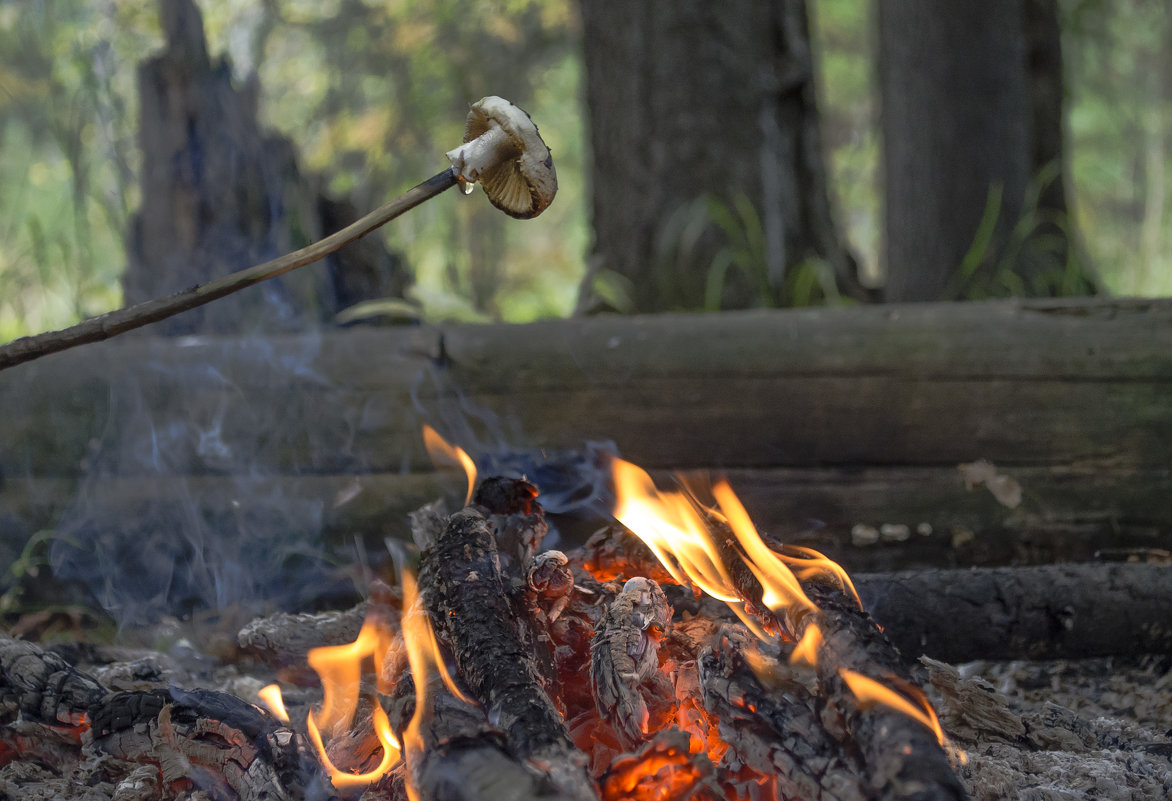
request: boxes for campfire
[2,428,1170,800]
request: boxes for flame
[422,424,477,506]
[612,457,954,769]
[838,668,948,747]
[788,623,823,668]
[304,613,402,791]
[398,570,472,801]
[257,684,290,722]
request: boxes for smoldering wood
[384,672,574,801]
[595,729,721,801]
[0,634,108,733]
[589,578,675,749]
[697,627,866,801]
[88,687,333,801]
[5,298,1169,579]
[799,582,970,801]
[573,528,1172,661]
[417,508,599,801]
[856,562,1172,662]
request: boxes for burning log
[418,507,599,801]
[385,672,572,801]
[238,604,370,683]
[571,528,1172,661]
[589,577,675,749]
[797,581,969,801]
[697,626,866,801]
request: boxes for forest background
[0,0,1168,342]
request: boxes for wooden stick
[0,169,458,371]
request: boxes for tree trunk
[578,0,865,312]
[879,0,1031,301]
[123,0,404,335]
[1020,0,1098,295]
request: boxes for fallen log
[3,298,1171,586]
[418,507,599,801]
[856,561,1172,662]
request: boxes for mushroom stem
[445,125,515,187]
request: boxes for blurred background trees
[0,0,1168,340]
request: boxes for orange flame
[398,570,472,801]
[838,668,954,754]
[304,615,402,791]
[612,457,953,767]
[257,684,290,721]
[422,424,477,506]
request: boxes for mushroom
[445,96,558,219]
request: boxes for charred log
[799,582,969,801]
[589,578,675,749]
[0,634,108,735]
[857,561,1172,661]
[418,507,599,801]
[698,626,865,801]
[385,672,572,801]
[88,687,333,801]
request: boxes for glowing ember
[422,423,478,506]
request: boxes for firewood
[0,634,108,735]
[697,626,866,801]
[856,561,1172,661]
[418,507,599,801]
[798,582,970,801]
[385,672,574,801]
[88,686,335,801]
[589,577,675,749]
[237,604,370,683]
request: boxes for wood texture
[418,508,598,801]
[2,298,1169,576]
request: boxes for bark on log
[385,673,574,801]
[856,562,1172,662]
[418,508,599,801]
[697,627,866,801]
[798,583,969,801]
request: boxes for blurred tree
[123,0,404,334]
[879,0,1097,301]
[577,0,870,313]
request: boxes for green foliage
[656,193,847,311]
[946,163,1099,300]
[0,0,586,338]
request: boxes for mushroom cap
[459,96,558,219]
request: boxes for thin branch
[0,168,459,372]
